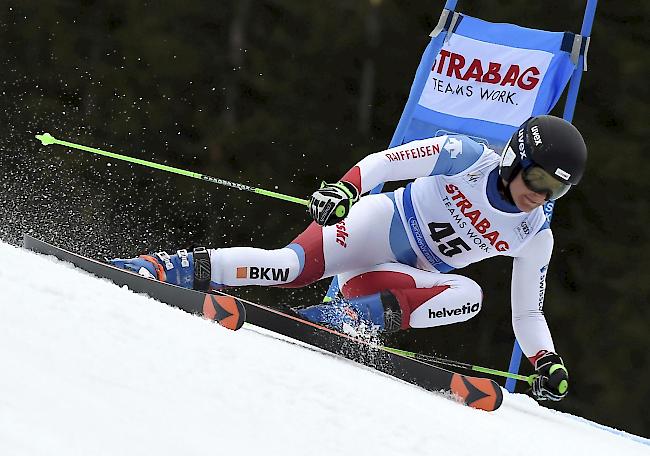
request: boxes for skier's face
[509,170,547,213]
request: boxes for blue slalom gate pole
[505,341,524,392]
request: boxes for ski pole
[381,345,537,385]
[35,133,310,207]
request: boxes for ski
[23,235,503,411]
[22,235,245,331]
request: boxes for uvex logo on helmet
[530,125,543,146]
[517,128,527,161]
[433,50,541,90]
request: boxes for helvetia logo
[236,266,290,281]
[428,302,480,319]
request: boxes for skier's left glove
[531,351,569,401]
[309,181,359,226]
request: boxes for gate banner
[400,14,577,150]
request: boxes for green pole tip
[36,133,56,145]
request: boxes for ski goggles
[521,165,572,201]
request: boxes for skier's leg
[340,263,483,329]
[298,263,483,332]
[110,193,402,290]
[209,193,399,288]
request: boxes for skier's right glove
[309,181,359,226]
[531,351,569,402]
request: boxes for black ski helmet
[499,115,588,189]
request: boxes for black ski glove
[531,351,569,401]
[309,181,359,226]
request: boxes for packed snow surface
[0,241,648,456]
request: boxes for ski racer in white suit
[112,115,587,402]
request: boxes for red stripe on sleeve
[340,166,362,194]
[528,350,549,366]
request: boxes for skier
[112,114,586,402]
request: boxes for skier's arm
[339,135,485,195]
[512,228,570,402]
[510,228,556,361]
[310,135,485,226]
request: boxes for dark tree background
[1,1,648,437]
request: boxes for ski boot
[296,292,403,336]
[109,247,212,291]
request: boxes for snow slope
[0,241,648,456]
